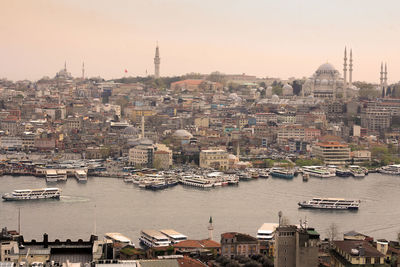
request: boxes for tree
[326,223,338,242]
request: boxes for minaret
[380,62,385,97]
[208,216,214,240]
[343,47,347,99]
[384,63,388,87]
[64,61,67,71]
[349,49,353,88]
[154,44,160,79]
[82,62,85,79]
[141,115,145,138]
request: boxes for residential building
[330,240,386,266]
[220,232,259,259]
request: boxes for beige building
[331,240,386,266]
[199,149,228,170]
[312,141,350,165]
[221,232,259,259]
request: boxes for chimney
[43,233,49,248]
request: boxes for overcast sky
[1,0,399,83]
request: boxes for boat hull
[2,194,60,201]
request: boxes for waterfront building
[311,141,350,165]
[330,240,386,266]
[220,232,259,259]
[199,149,228,170]
[274,225,320,267]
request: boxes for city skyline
[1,0,400,82]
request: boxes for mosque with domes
[302,47,353,99]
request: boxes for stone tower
[208,216,214,240]
[154,44,160,78]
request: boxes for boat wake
[60,196,90,203]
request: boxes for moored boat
[270,168,294,179]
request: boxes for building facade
[199,149,228,170]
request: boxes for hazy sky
[1,0,399,82]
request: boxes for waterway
[0,173,399,244]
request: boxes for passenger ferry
[335,168,352,177]
[302,166,335,178]
[104,232,135,247]
[139,230,171,247]
[349,165,366,177]
[179,176,214,188]
[256,223,278,241]
[45,169,67,182]
[45,169,59,183]
[298,198,360,210]
[379,164,400,175]
[74,169,88,182]
[2,188,61,201]
[270,168,294,179]
[160,229,188,244]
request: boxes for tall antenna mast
[94,204,97,235]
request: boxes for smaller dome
[271,94,280,102]
[173,129,193,139]
[321,79,328,85]
[228,154,237,160]
[122,126,139,136]
[282,83,293,96]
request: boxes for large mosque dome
[173,129,193,139]
[316,63,339,74]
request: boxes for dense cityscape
[2,1,400,267]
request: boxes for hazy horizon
[1,0,400,83]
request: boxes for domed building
[55,62,73,80]
[172,129,193,145]
[282,83,294,96]
[302,48,354,99]
[265,86,273,98]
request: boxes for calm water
[0,173,399,244]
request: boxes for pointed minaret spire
[343,47,348,99]
[154,43,160,79]
[349,49,353,88]
[82,61,85,79]
[64,61,67,71]
[384,62,388,86]
[208,216,214,240]
[380,62,385,97]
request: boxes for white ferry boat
[139,230,171,247]
[160,229,188,244]
[302,166,335,178]
[74,169,88,182]
[298,197,360,210]
[379,164,400,175]
[179,176,214,188]
[45,169,59,183]
[105,232,135,247]
[256,223,278,241]
[2,188,61,201]
[46,169,67,183]
[349,165,365,177]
